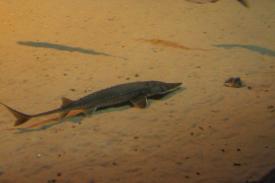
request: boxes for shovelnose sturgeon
[0,81,182,126]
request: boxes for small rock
[57,172,62,177]
[224,77,244,88]
[223,118,229,121]
[233,163,241,166]
[134,74,139,77]
[267,105,274,109]
[48,179,57,183]
[37,153,42,158]
[89,179,95,183]
[70,88,76,92]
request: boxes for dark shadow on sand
[247,168,275,183]
[17,41,127,60]
[214,44,275,57]
[14,88,184,134]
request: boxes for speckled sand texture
[0,0,275,183]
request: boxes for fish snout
[166,82,182,89]
[162,82,182,93]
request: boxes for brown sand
[0,0,275,183]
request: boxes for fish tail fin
[0,103,31,126]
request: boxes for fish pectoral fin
[130,96,148,108]
[61,97,73,107]
[84,107,97,116]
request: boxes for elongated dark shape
[0,81,182,126]
[237,0,249,7]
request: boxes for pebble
[267,105,274,109]
[198,126,204,130]
[0,167,3,176]
[233,163,241,166]
[48,179,56,183]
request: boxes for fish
[0,81,182,126]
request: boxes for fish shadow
[17,41,127,60]
[14,88,184,134]
[214,44,275,57]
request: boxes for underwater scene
[0,0,274,183]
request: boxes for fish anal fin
[130,96,148,108]
[14,116,30,126]
[0,103,31,126]
[61,97,73,107]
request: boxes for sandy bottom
[0,0,275,183]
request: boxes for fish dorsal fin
[130,96,148,108]
[60,97,73,119]
[61,97,73,107]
